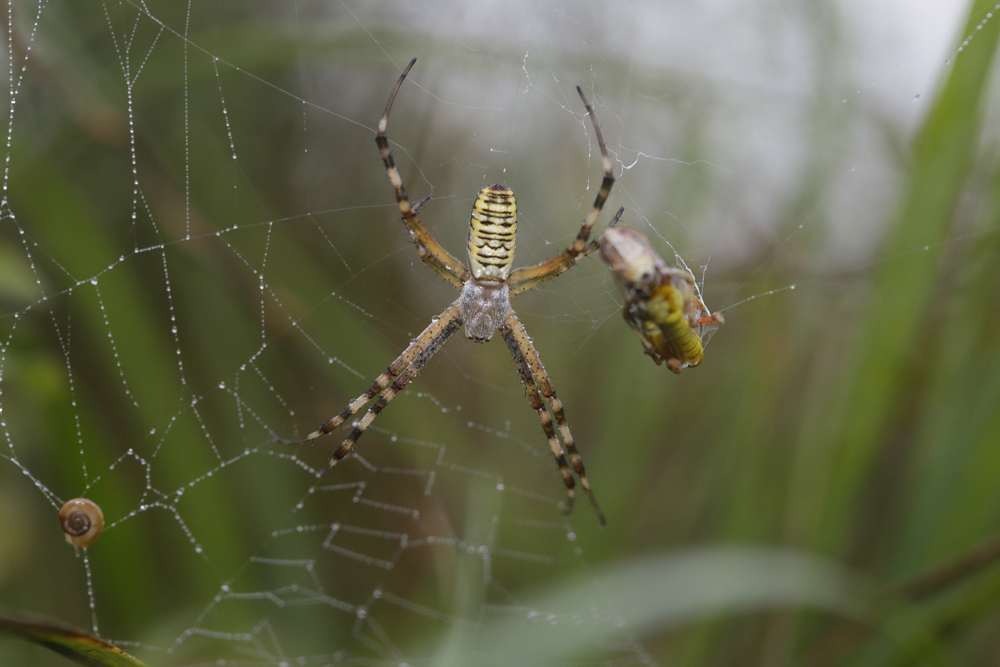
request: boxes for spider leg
[376,58,468,289]
[507,88,616,296]
[500,321,578,516]
[319,303,462,475]
[579,206,624,262]
[275,303,462,448]
[501,312,606,526]
[411,195,431,213]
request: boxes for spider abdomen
[467,184,517,282]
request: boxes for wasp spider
[279,59,618,525]
[600,225,724,374]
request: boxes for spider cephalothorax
[279,59,617,525]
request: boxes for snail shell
[59,498,104,548]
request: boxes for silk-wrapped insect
[600,225,723,373]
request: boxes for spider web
[0,0,987,665]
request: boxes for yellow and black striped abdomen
[467,183,517,282]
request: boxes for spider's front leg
[500,321,578,515]
[276,303,463,475]
[501,311,606,526]
[320,309,459,475]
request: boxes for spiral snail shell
[59,498,104,548]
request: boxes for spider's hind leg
[506,89,616,297]
[375,58,468,288]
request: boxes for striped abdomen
[467,183,517,282]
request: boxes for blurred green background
[2,0,1000,665]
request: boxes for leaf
[0,609,152,667]
[435,547,877,666]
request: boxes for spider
[599,225,724,374]
[278,59,618,525]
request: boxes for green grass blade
[806,0,1000,553]
[0,609,152,667]
[440,547,872,666]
